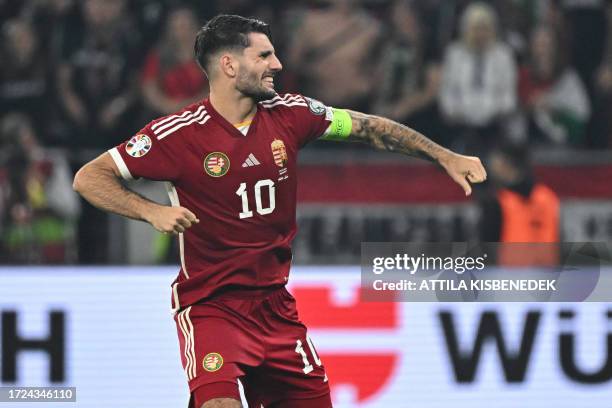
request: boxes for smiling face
[234,33,283,101]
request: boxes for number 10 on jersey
[236,179,276,219]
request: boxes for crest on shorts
[204,152,230,177]
[203,352,224,372]
[125,134,152,158]
[271,139,288,168]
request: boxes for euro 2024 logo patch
[125,134,152,158]
[203,352,224,372]
[204,152,230,177]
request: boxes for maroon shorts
[173,286,331,407]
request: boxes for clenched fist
[439,152,487,196]
[146,205,200,234]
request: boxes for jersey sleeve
[291,95,353,147]
[107,123,180,182]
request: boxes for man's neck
[208,87,257,125]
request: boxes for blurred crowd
[1,0,611,263]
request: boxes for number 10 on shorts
[295,337,322,374]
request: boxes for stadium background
[1,0,611,406]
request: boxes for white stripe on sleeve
[108,147,134,180]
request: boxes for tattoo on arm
[346,110,448,162]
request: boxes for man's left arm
[322,108,487,196]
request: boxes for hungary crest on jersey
[204,152,230,177]
[271,139,288,167]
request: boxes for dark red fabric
[518,66,553,106]
[270,393,333,407]
[176,288,330,406]
[112,94,331,308]
[141,51,207,99]
[190,382,240,408]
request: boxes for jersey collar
[203,98,260,139]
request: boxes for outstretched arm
[73,153,199,234]
[340,109,487,196]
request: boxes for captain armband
[321,108,352,141]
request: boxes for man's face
[85,0,124,26]
[488,152,520,186]
[531,29,555,76]
[234,33,283,101]
[466,20,495,51]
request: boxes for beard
[236,68,276,102]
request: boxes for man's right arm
[73,152,199,234]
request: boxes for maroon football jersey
[109,94,332,310]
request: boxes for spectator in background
[591,6,612,148]
[0,113,80,264]
[372,0,442,140]
[0,19,49,135]
[18,0,77,56]
[141,7,208,117]
[480,142,560,265]
[545,0,610,100]
[287,0,382,111]
[480,142,559,243]
[519,25,590,146]
[594,64,612,149]
[129,0,172,51]
[439,2,517,154]
[410,0,457,62]
[56,0,140,148]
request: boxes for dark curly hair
[194,14,272,75]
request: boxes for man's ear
[220,54,238,78]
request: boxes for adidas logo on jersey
[242,153,261,167]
